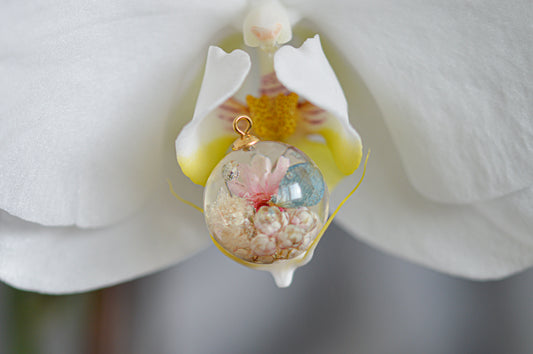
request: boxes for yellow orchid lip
[176,36,363,192]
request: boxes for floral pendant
[204,116,329,286]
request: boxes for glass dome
[204,141,328,265]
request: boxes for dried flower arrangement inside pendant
[204,116,328,266]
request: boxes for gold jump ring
[233,115,253,137]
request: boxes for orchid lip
[176,35,362,191]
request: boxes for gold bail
[232,115,260,151]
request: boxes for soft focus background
[1,223,533,354]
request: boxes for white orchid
[0,0,531,294]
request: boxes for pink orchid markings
[228,154,290,210]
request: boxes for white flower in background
[0,0,531,293]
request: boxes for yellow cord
[304,149,370,258]
[166,179,204,213]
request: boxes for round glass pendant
[204,139,328,266]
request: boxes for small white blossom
[251,233,277,256]
[277,224,305,249]
[253,206,288,236]
[288,207,317,232]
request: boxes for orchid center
[247,92,299,141]
[174,0,365,287]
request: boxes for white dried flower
[210,191,254,227]
[277,224,305,249]
[251,233,277,256]
[253,206,288,236]
[288,207,318,232]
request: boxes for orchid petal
[299,0,533,203]
[475,187,533,248]
[329,52,533,279]
[274,35,363,176]
[0,0,247,227]
[336,153,533,279]
[0,179,208,294]
[176,46,251,186]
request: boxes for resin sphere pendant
[204,116,329,287]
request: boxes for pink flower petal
[268,156,290,193]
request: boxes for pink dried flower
[228,154,289,210]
